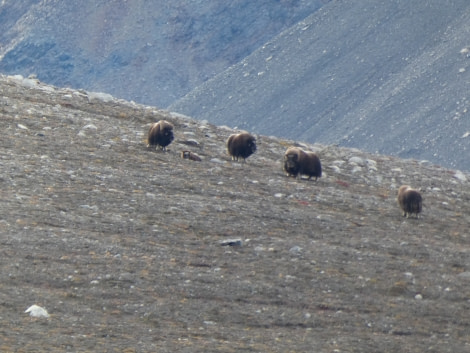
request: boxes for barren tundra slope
[1,75,470,352]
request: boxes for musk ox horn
[226,132,257,162]
[397,185,422,218]
[283,146,322,181]
[147,120,174,151]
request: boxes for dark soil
[1,74,470,352]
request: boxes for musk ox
[147,120,174,151]
[181,150,202,161]
[284,146,322,181]
[226,132,257,162]
[397,185,422,218]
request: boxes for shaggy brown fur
[147,120,174,151]
[397,185,422,218]
[284,146,322,181]
[181,150,202,161]
[227,132,257,162]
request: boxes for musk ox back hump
[147,120,174,150]
[397,185,422,218]
[227,132,257,161]
[283,147,321,180]
[302,151,322,180]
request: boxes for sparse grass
[1,75,470,352]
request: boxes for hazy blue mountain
[170,1,470,170]
[0,0,326,107]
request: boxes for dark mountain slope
[0,0,326,107]
[1,74,470,352]
[169,0,470,171]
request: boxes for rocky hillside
[170,0,470,171]
[1,75,470,352]
[2,1,470,172]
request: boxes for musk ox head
[227,132,257,162]
[284,147,303,177]
[147,120,174,151]
[283,147,322,181]
[397,185,422,218]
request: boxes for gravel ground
[1,74,470,352]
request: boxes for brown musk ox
[226,132,257,162]
[147,120,174,151]
[283,146,322,181]
[181,150,202,161]
[397,185,422,218]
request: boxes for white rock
[348,156,365,166]
[454,170,467,182]
[329,165,341,173]
[220,239,242,246]
[88,91,114,103]
[17,124,29,130]
[289,246,302,254]
[457,271,470,280]
[82,124,98,130]
[210,158,225,164]
[25,304,50,318]
[184,139,200,146]
[21,78,40,88]
[351,166,362,174]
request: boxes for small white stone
[351,166,362,173]
[25,304,50,318]
[88,91,114,102]
[348,156,365,166]
[289,246,302,253]
[329,165,341,173]
[414,294,423,300]
[82,124,98,130]
[454,170,467,182]
[210,158,224,164]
